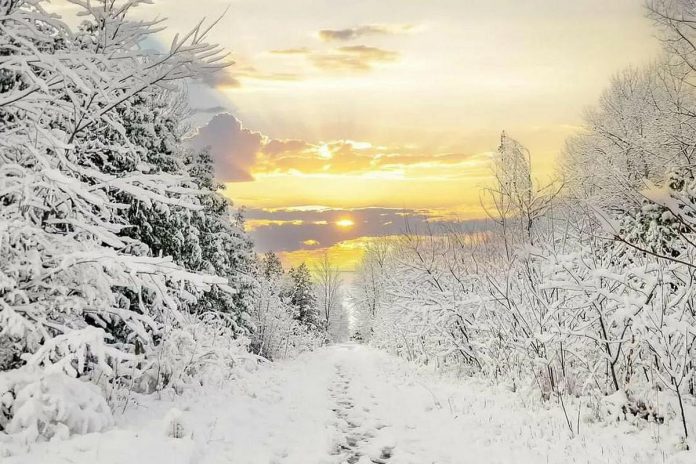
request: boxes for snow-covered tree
[260,251,284,280]
[351,237,391,341]
[0,0,251,442]
[483,132,560,254]
[248,254,322,360]
[313,253,345,341]
[286,263,320,329]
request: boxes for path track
[6,344,679,464]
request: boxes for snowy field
[3,344,692,464]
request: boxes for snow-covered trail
[5,344,686,464]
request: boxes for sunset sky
[56,0,663,270]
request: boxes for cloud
[187,114,493,182]
[200,71,242,89]
[263,139,311,156]
[246,207,424,252]
[268,44,400,73]
[234,65,301,82]
[254,138,491,178]
[243,207,491,254]
[310,46,399,72]
[187,113,262,182]
[270,47,312,55]
[318,24,414,42]
[190,105,228,115]
[199,66,301,90]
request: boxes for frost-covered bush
[249,274,323,361]
[248,253,325,360]
[354,134,696,445]
[0,370,113,443]
[138,314,253,393]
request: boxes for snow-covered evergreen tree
[248,253,322,360]
[0,0,254,442]
[286,263,320,329]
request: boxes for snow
[2,344,692,463]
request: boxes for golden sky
[52,0,663,270]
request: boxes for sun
[335,218,355,228]
[318,144,333,159]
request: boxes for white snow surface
[4,344,693,463]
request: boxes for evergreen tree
[287,263,320,329]
[0,0,230,441]
[260,252,284,280]
[183,148,256,332]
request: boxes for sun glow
[318,144,332,159]
[335,218,355,228]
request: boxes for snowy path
[5,344,687,463]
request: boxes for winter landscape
[2,0,696,463]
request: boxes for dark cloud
[318,24,414,42]
[187,113,262,182]
[243,207,491,253]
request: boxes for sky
[54,0,663,270]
